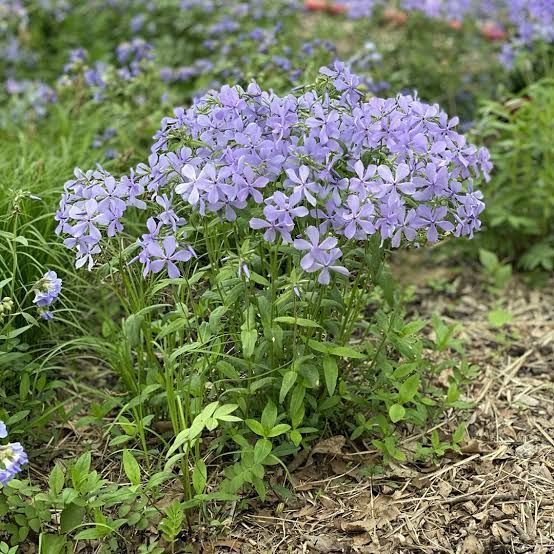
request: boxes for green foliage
[0,451,178,550]
[479,249,512,291]
[475,78,554,271]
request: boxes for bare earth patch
[215,257,553,553]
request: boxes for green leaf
[48,464,65,496]
[252,476,267,500]
[389,404,406,423]
[307,339,365,359]
[274,316,321,328]
[167,429,191,458]
[323,356,338,396]
[122,450,141,486]
[208,306,228,332]
[261,401,277,429]
[241,328,257,358]
[327,345,365,359]
[60,503,85,533]
[401,320,426,336]
[40,534,67,554]
[74,526,111,541]
[479,248,498,272]
[123,313,144,347]
[249,271,270,287]
[267,423,291,438]
[279,371,297,404]
[254,439,272,464]
[487,309,512,328]
[245,419,266,437]
[398,374,420,404]
[290,430,302,446]
[71,451,91,490]
[0,277,12,293]
[192,459,207,495]
[214,404,239,419]
[453,422,466,444]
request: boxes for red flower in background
[304,0,346,15]
[481,22,507,42]
[448,20,462,31]
[304,0,327,12]
[383,8,408,26]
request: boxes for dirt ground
[216,255,554,554]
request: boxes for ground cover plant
[1,0,553,552]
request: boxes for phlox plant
[55,64,490,499]
[2,0,337,124]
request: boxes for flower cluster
[0,1,29,69]
[0,421,28,487]
[58,36,155,103]
[32,270,62,320]
[57,63,490,286]
[4,79,57,119]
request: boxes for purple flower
[376,164,416,198]
[416,206,455,243]
[250,217,293,243]
[56,63,489,284]
[33,270,62,308]
[33,269,62,320]
[312,248,350,285]
[144,236,195,278]
[0,421,28,486]
[284,166,321,207]
[339,195,376,239]
[263,191,309,226]
[293,226,338,271]
[349,160,377,198]
[234,166,269,204]
[391,208,422,247]
[413,163,449,200]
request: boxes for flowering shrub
[0,422,28,487]
[52,65,490,491]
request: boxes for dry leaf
[304,534,346,553]
[460,535,484,554]
[311,435,346,457]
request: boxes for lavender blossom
[0,421,28,487]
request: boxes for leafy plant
[475,78,554,271]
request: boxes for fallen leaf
[304,534,346,553]
[461,535,484,554]
[311,435,346,457]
